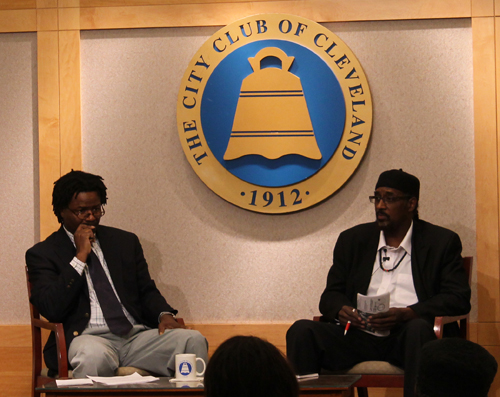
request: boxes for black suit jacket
[319,219,471,324]
[26,225,176,372]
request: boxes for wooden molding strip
[472,0,495,17]
[0,0,476,32]
[0,0,36,10]
[37,31,62,239]
[75,1,473,31]
[59,30,82,174]
[0,9,36,32]
[473,16,500,323]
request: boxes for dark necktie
[87,250,133,335]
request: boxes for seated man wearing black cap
[286,169,471,397]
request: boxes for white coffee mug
[175,353,206,380]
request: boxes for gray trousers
[68,325,208,378]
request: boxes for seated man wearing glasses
[26,170,208,378]
[286,169,471,397]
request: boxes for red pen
[344,321,351,335]
[344,308,356,336]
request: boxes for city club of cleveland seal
[177,14,372,214]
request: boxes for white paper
[87,372,159,385]
[296,373,319,380]
[357,292,390,336]
[56,378,93,386]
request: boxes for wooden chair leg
[357,387,369,397]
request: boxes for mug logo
[177,14,372,214]
[179,361,193,376]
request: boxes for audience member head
[52,170,107,223]
[204,335,299,397]
[416,338,497,397]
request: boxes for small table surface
[38,375,361,397]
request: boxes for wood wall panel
[0,0,36,10]
[190,323,290,356]
[37,7,58,31]
[60,0,83,7]
[0,348,32,372]
[67,0,472,20]
[79,4,255,29]
[59,29,82,174]
[1,1,500,396]
[0,325,31,347]
[486,346,500,396]
[0,9,36,32]
[37,30,62,239]
[478,322,500,345]
[473,0,495,16]
[0,374,32,397]
[472,16,500,323]
[77,0,472,30]
[469,321,479,343]
[309,0,471,22]
[59,7,80,29]
[0,326,32,397]
[38,0,58,8]
[77,0,283,5]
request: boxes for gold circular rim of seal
[177,13,373,214]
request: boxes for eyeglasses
[68,205,105,219]
[369,195,411,205]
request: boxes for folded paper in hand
[357,292,390,337]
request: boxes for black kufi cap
[375,169,420,199]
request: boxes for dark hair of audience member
[416,338,498,397]
[52,170,107,223]
[204,335,299,397]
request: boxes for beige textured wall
[0,33,38,324]
[79,18,475,323]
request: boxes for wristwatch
[159,311,177,323]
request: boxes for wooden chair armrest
[433,314,469,339]
[32,318,68,377]
[32,318,61,332]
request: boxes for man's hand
[74,224,96,263]
[367,307,417,331]
[338,305,365,329]
[159,314,184,334]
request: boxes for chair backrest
[463,256,472,284]
[26,265,43,392]
[26,266,41,322]
[432,256,472,339]
[25,265,68,397]
[459,256,472,339]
